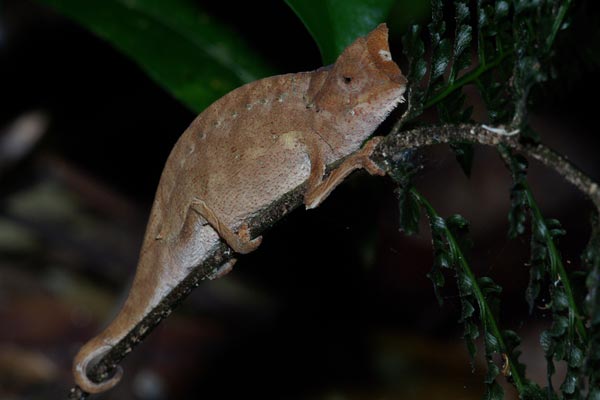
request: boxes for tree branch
[371,124,600,212]
[68,122,600,399]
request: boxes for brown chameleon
[73,23,407,393]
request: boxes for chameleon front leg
[190,199,262,254]
[304,136,386,209]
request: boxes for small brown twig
[371,124,600,212]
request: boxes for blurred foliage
[395,0,598,398]
[37,0,275,112]
[403,188,543,399]
[503,147,587,398]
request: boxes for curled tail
[71,199,230,393]
[71,270,149,395]
[71,248,158,394]
[73,338,123,393]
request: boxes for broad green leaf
[285,0,396,64]
[38,0,275,112]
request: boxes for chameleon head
[312,24,407,147]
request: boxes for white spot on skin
[279,131,302,150]
[246,103,253,110]
[379,49,392,61]
[231,111,238,118]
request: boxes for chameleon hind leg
[190,198,262,254]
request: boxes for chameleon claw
[234,223,262,254]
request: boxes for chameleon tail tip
[73,344,123,394]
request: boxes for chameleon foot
[191,199,262,254]
[357,136,386,176]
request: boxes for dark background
[1,1,599,399]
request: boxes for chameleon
[72,23,407,394]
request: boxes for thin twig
[372,123,600,212]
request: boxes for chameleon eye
[343,76,352,84]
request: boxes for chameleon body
[73,24,406,393]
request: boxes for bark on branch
[370,124,600,211]
[68,123,600,399]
